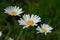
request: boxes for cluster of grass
[0,0,60,40]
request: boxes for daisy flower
[36,24,53,35]
[4,6,24,16]
[8,37,14,40]
[18,14,41,29]
[0,31,2,37]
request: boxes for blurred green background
[0,0,60,40]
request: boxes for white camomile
[36,24,53,35]
[8,37,14,40]
[4,6,24,16]
[18,14,41,29]
[0,31,2,37]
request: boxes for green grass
[0,0,60,40]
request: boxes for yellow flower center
[42,28,47,32]
[10,11,17,15]
[26,20,34,25]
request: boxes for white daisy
[8,37,14,40]
[36,24,53,35]
[4,6,24,16]
[18,14,41,29]
[0,31,2,37]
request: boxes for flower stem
[16,29,23,40]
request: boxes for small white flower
[8,37,14,40]
[36,24,53,35]
[4,6,24,16]
[0,31,2,37]
[18,14,41,29]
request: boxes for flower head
[18,14,41,29]
[8,37,14,40]
[36,24,53,35]
[0,31,2,37]
[4,6,24,16]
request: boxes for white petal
[18,19,26,25]
[23,25,29,29]
[33,24,38,26]
[47,27,53,31]
[36,26,41,31]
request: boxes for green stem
[16,29,23,40]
